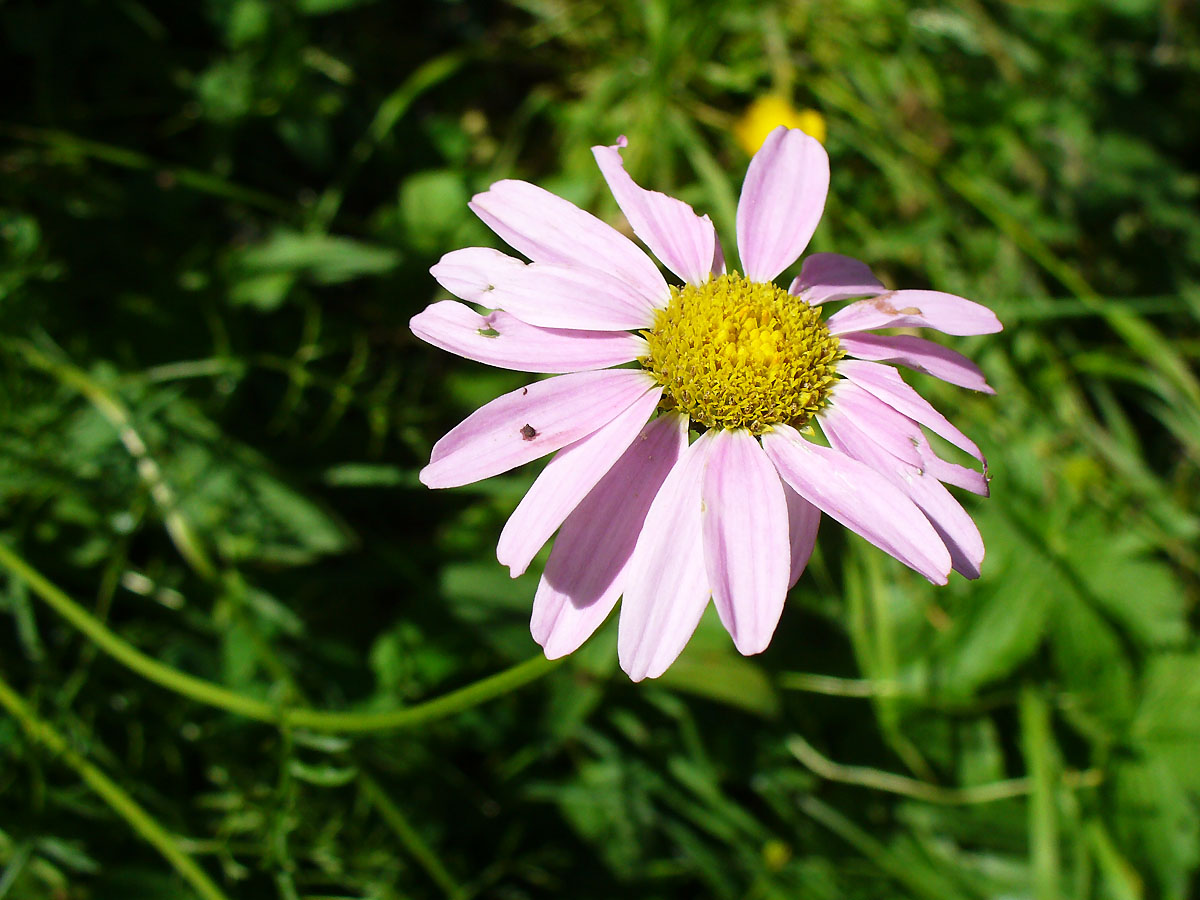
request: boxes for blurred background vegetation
[2,0,1199,897]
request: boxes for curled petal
[619,431,717,681]
[411,301,646,373]
[469,179,669,307]
[823,381,924,467]
[532,414,688,659]
[788,253,886,305]
[827,290,1002,337]
[840,332,994,393]
[420,369,657,489]
[593,139,717,286]
[736,127,830,283]
[760,425,951,584]
[702,429,791,656]
[839,360,984,461]
[826,378,989,496]
[823,416,984,579]
[497,387,662,577]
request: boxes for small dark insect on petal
[520,424,538,441]
[522,387,528,395]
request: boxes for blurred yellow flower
[733,95,826,154]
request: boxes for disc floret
[643,272,841,434]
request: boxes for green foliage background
[2,0,1199,897]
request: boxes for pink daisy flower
[411,126,1001,681]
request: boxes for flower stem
[311,50,466,230]
[0,122,292,216]
[357,772,463,899]
[0,672,230,900]
[0,540,561,733]
[786,733,1101,805]
[8,338,218,580]
[1021,684,1062,900]
[280,653,560,732]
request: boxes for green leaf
[439,560,542,657]
[194,57,254,122]
[399,170,471,255]
[1049,593,1136,738]
[550,757,655,876]
[919,507,1051,699]
[1111,756,1199,900]
[956,717,1007,787]
[287,759,358,788]
[297,0,376,14]
[321,463,411,487]
[656,608,780,718]
[229,230,400,309]
[226,0,272,45]
[1130,653,1200,790]
[1065,514,1187,650]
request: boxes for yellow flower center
[643,272,841,434]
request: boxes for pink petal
[839,360,984,461]
[411,301,647,373]
[593,139,717,286]
[827,290,1002,336]
[420,370,657,489]
[532,414,687,658]
[760,425,951,584]
[822,381,924,467]
[485,262,660,331]
[736,127,830,283]
[918,438,990,496]
[469,179,669,307]
[431,247,659,331]
[913,482,984,579]
[497,387,662,577]
[701,429,790,655]
[711,237,727,276]
[840,333,995,393]
[783,484,821,588]
[430,247,528,303]
[825,380,990,496]
[788,253,886,305]
[618,431,717,681]
[823,417,984,579]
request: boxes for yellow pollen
[642,272,841,434]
